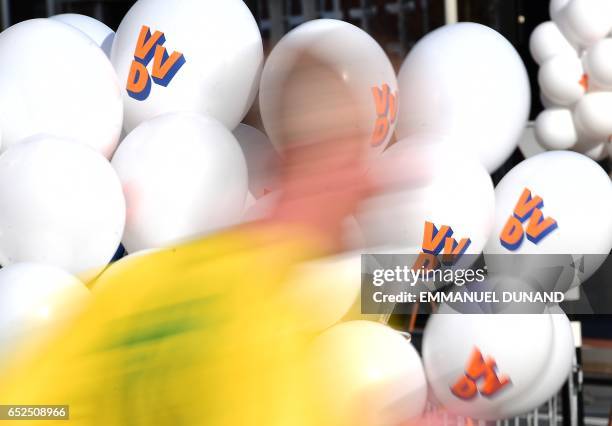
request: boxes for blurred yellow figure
[0,26,400,424]
[0,224,330,426]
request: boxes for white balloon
[357,137,495,255]
[50,14,115,57]
[0,263,88,361]
[538,54,586,106]
[501,307,573,417]
[518,122,548,159]
[260,19,398,156]
[280,253,362,333]
[534,108,577,150]
[0,19,122,158]
[540,91,559,108]
[555,0,612,48]
[397,23,530,173]
[550,0,571,20]
[242,190,281,223]
[573,92,612,139]
[0,137,125,274]
[309,321,427,424]
[423,313,554,420]
[530,21,577,66]
[484,151,612,285]
[574,137,609,161]
[111,112,248,252]
[584,38,612,89]
[572,110,610,161]
[232,124,280,199]
[243,191,257,213]
[342,216,366,250]
[111,0,263,133]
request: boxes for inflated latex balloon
[484,151,612,287]
[538,54,586,106]
[0,19,122,158]
[584,38,612,89]
[550,0,571,20]
[357,136,495,255]
[423,313,554,420]
[0,136,125,275]
[518,123,547,159]
[540,92,559,109]
[243,191,257,213]
[397,23,530,173]
[555,0,612,48]
[111,0,263,132]
[532,4,612,159]
[534,108,578,150]
[111,112,248,253]
[500,307,573,417]
[530,21,577,66]
[50,13,115,57]
[233,124,280,198]
[309,321,427,425]
[341,216,366,250]
[242,190,281,223]
[573,136,608,161]
[573,92,612,139]
[260,19,398,156]
[484,275,549,314]
[0,263,89,361]
[279,254,362,332]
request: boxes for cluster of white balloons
[0,0,262,363]
[0,3,425,423]
[0,0,609,423]
[356,19,611,297]
[354,19,612,422]
[423,307,575,420]
[531,0,612,160]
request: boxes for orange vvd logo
[126,25,186,101]
[413,221,472,270]
[371,84,398,147]
[499,188,558,251]
[450,347,511,400]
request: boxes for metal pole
[93,2,103,21]
[420,0,430,34]
[575,348,584,426]
[1,0,10,30]
[302,0,317,21]
[268,0,285,44]
[561,379,572,426]
[548,399,555,426]
[444,0,458,24]
[46,0,55,17]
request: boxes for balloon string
[409,301,419,333]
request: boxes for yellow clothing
[0,224,327,426]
